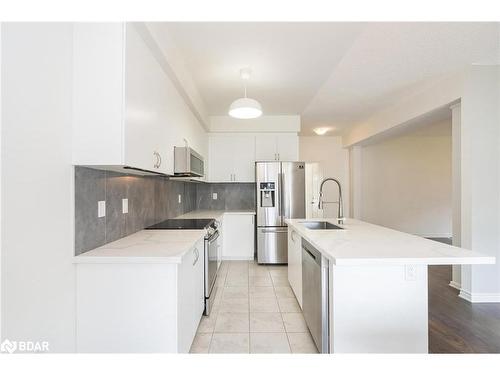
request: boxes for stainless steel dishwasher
[302,238,329,353]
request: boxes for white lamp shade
[228,97,263,119]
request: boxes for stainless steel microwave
[174,146,204,177]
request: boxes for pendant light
[228,68,263,119]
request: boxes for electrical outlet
[122,199,128,214]
[178,194,182,204]
[98,201,106,218]
[212,193,218,200]
[405,265,417,281]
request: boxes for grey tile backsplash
[195,183,255,211]
[75,167,255,255]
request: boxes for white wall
[358,120,452,237]
[343,71,463,147]
[1,23,76,351]
[299,136,350,218]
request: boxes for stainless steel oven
[204,227,220,316]
[145,218,220,316]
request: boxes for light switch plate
[98,201,106,218]
[212,193,218,200]
[122,199,128,214]
[178,194,182,204]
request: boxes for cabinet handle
[278,153,280,160]
[233,173,237,182]
[153,151,160,168]
[193,248,199,266]
[291,230,296,243]
[157,152,162,168]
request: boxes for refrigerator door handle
[281,171,287,221]
[277,171,283,225]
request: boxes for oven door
[204,230,220,315]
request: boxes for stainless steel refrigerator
[256,161,305,264]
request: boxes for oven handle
[260,228,288,233]
[207,230,220,243]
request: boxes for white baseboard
[458,289,500,303]
[416,234,453,239]
[449,281,461,290]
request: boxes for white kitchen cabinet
[255,133,298,161]
[276,134,299,161]
[72,23,206,175]
[76,239,205,353]
[222,214,255,260]
[177,241,205,353]
[287,228,303,307]
[209,135,255,182]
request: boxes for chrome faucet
[318,178,345,224]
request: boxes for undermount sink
[300,221,344,230]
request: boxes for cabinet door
[193,240,205,325]
[276,134,299,161]
[124,24,170,173]
[287,228,303,307]
[223,214,255,260]
[255,135,278,161]
[232,136,256,182]
[73,23,125,165]
[209,136,235,182]
[177,243,204,353]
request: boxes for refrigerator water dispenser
[259,182,275,207]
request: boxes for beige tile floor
[190,260,318,354]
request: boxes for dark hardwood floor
[428,265,500,353]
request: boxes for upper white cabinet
[72,23,207,175]
[209,135,255,182]
[255,133,299,161]
[123,24,173,174]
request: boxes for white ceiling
[162,22,499,135]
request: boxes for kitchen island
[286,218,495,353]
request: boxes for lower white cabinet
[222,213,255,260]
[177,241,205,352]
[287,228,303,307]
[76,239,204,353]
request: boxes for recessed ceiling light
[228,68,263,119]
[313,127,330,135]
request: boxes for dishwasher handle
[302,239,322,266]
[303,246,317,261]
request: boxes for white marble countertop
[73,209,255,264]
[73,230,206,264]
[286,218,496,266]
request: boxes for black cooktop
[145,218,215,230]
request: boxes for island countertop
[286,218,495,266]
